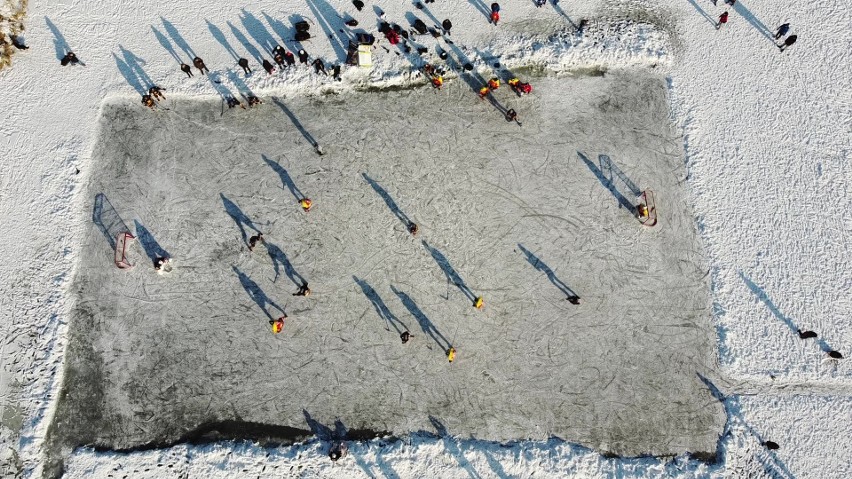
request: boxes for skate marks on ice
[52,74,724,470]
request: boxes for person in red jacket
[716,11,728,29]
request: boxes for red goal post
[115,232,135,269]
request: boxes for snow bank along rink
[0,0,849,476]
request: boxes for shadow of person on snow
[207,19,240,62]
[429,416,483,479]
[44,17,71,61]
[161,17,196,60]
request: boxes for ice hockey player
[247,95,262,107]
[60,51,80,66]
[431,74,443,89]
[474,296,484,310]
[300,198,313,212]
[400,331,411,343]
[154,256,171,271]
[478,86,490,99]
[505,109,518,123]
[180,63,193,77]
[298,49,309,65]
[567,295,581,305]
[193,56,209,74]
[312,58,327,75]
[637,203,649,218]
[141,94,156,110]
[447,347,456,362]
[149,86,166,101]
[293,282,312,297]
[716,12,728,29]
[490,3,500,25]
[487,77,500,90]
[248,232,264,251]
[238,57,251,74]
[270,315,286,334]
[508,78,532,96]
[227,96,245,109]
[535,0,546,7]
[408,222,419,236]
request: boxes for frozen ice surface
[49,73,724,471]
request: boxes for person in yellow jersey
[270,315,286,334]
[447,347,456,363]
[300,198,313,212]
[478,86,490,100]
[431,75,443,89]
[637,203,648,218]
[487,78,500,90]
[474,296,484,309]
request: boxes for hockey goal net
[637,190,657,227]
[115,232,135,269]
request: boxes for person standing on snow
[442,19,452,35]
[715,11,728,29]
[149,86,166,101]
[238,57,251,74]
[312,58,327,75]
[775,23,790,39]
[180,63,193,77]
[490,3,500,25]
[193,56,209,74]
[778,34,797,51]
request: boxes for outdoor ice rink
[50,72,725,466]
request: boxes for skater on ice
[567,295,581,305]
[141,94,156,110]
[479,86,490,99]
[408,222,419,236]
[300,198,313,212]
[400,331,411,343]
[227,96,244,109]
[248,232,264,251]
[149,86,165,101]
[270,315,286,334]
[293,282,312,297]
[488,77,500,90]
[154,256,171,272]
[447,347,456,362]
[474,296,484,310]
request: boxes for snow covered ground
[0,0,849,477]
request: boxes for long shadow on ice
[362,173,413,229]
[518,243,579,300]
[578,151,637,215]
[392,286,450,351]
[266,242,307,287]
[272,97,321,150]
[133,220,170,264]
[264,155,306,202]
[422,240,477,304]
[234,266,284,320]
[221,193,261,246]
[355,277,409,335]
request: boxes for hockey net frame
[637,190,658,227]
[115,232,135,269]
